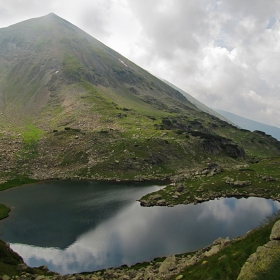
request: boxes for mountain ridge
[0,13,279,183]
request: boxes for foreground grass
[0,236,56,277]
[170,214,279,280]
[0,239,23,276]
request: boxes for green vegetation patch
[0,204,11,220]
[62,53,88,82]
[0,177,38,192]
[13,125,44,164]
[22,124,44,144]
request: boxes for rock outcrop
[225,177,252,187]
[237,220,280,280]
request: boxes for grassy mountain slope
[0,13,279,183]
[0,13,194,128]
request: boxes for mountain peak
[35,12,71,26]
[46,12,57,17]
[42,12,67,22]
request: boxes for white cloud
[119,0,280,127]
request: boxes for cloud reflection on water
[10,197,280,275]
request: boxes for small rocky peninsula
[139,158,280,208]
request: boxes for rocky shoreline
[2,219,280,280]
[0,236,232,280]
[139,160,280,208]
[1,158,279,279]
[139,183,280,208]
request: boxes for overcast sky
[1,0,280,127]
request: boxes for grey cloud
[124,0,280,127]
[0,0,114,41]
[128,0,217,56]
[0,0,55,26]
[220,0,280,21]
[76,0,113,39]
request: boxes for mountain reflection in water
[0,181,279,274]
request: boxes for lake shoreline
[1,212,280,279]
[0,157,279,277]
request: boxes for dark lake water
[0,180,279,275]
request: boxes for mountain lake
[0,180,279,275]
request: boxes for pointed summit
[0,13,194,127]
[46,12,58,17]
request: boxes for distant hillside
[215,109,280,141]
[162,79,234,124]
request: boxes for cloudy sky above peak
[1,0,280,127]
